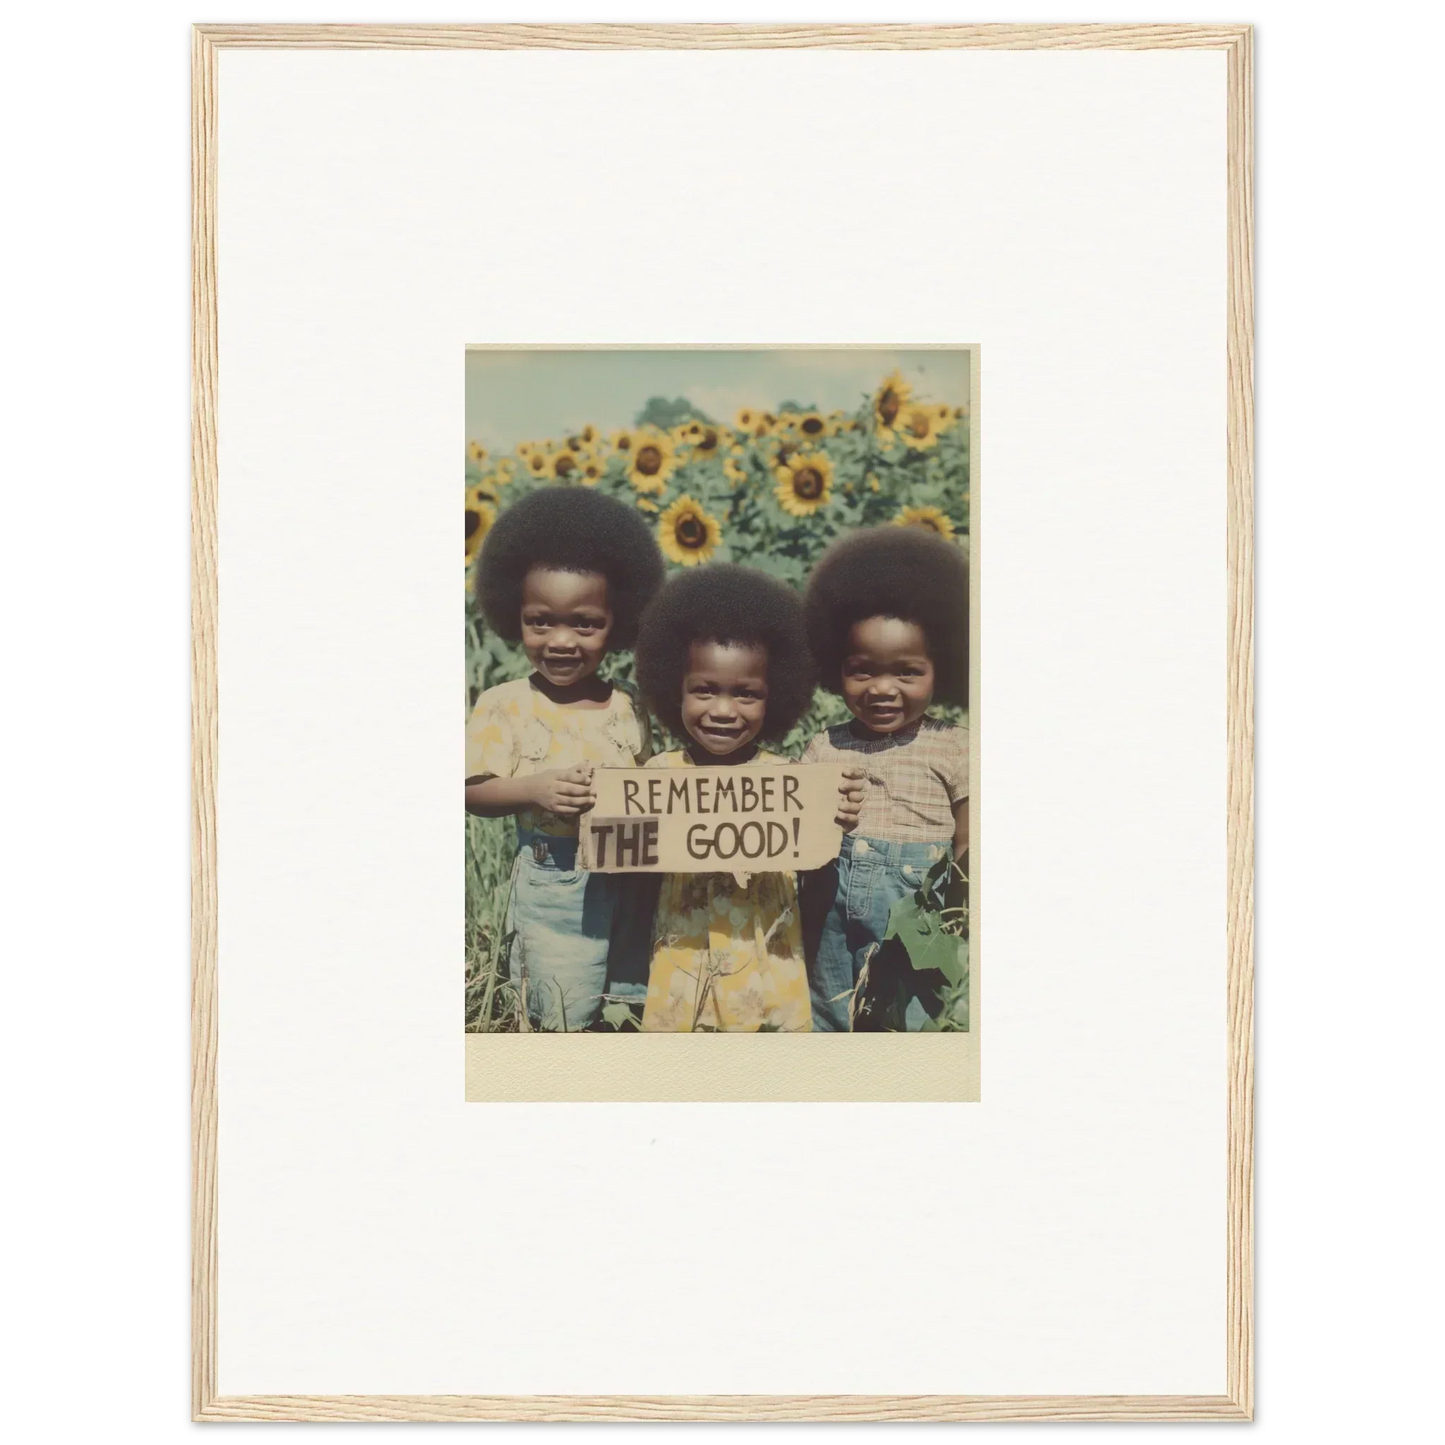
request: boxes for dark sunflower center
[465,510,480,539]
[801,416,823,435]
[553,453,576,476]
[675,515,707,547]
[636,445,662,475]
[698,428,718,451]
[879,389,900,425]
[794,466,824,500]
[907,412,929,437]
[618,435,631,450]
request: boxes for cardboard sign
[578,762,846,873]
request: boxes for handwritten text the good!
[588,771,807,867]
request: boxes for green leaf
[885,892,965,984]
[931,937,965,986]
[600,1002,636,1030]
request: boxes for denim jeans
[505,828,656,1029]
[803,833,952,1032]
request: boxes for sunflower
[673,419,706,445]
[636,496,660,513]
[873,369,913,434]
[547,448,584,482]
[465,493,497,564]
[524,448,553,479]
[791,410,830,442]
[658,495,722,566]
[734,407,775,439]
[515,440,541,461]
[929,403,956,433]
[577,453,607,486]
[723,453,748,487]
[466,440,488,464]
[690,423,727,460]
[610,428,636,455]
[562,425,599,454]
[894,505,955,539]
[627,428,677,493]
[774,451,834,517]
[895,403,944,451]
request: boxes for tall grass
[463,814,521,1032]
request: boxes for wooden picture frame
[193,22,1253,1423]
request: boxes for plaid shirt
[802,716,968,843]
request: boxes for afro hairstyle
[633,564,818,745]
[804,525,969,706]
[474,486,665,651]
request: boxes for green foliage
[633,395,715,429]
[599,1001,641,1031]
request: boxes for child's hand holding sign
[528,762,596,817]
[836,766,865,833]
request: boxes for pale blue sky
[464,348,969,453]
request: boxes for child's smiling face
[681,640,769,757]
[841,616,935,734]
[520,567,613,687]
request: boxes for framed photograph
[194,22,1252,1423]
[460,345,980,1104]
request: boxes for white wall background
[216,40,1223,1397]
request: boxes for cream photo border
[192,22,1253,1424]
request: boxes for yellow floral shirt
[464,676,651,837]
[641,750,811,1033]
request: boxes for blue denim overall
[804,833,952,1032]
[505,828,655,1031]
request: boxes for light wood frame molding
[189,16,1254,1427]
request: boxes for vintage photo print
[464,349,973,1039]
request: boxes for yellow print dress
[641,751,812,1033]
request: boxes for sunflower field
[465,370,969,1031]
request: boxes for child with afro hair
[800,525,970,1031]
[466,486,665,1031]
[631,564,862,1032]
